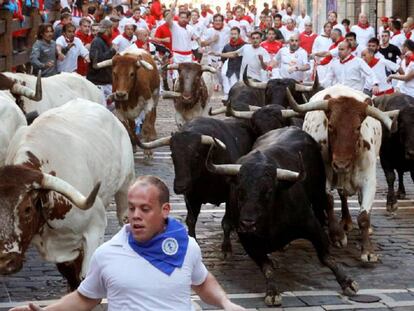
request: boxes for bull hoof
[361,252,378,263]
[264,293,282,306]
[386,202,398,213]
[342,280,359,296]
[221,243,233,260]
[340,219,353,232]
[397,191,406,200]
[334,234,348,248]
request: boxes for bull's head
[0,166,100,274]
[0,72,42,102]
[163,63,216,104]
[135,132,225,194]
[205,143,301,234]
[287,88,394,173]
[94,54,153,102]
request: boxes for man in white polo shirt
[324,41,379,93]
[10,175,245,311]
[166,0,194,64]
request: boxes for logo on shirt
[162,237,179,256]
[388,52,393,58]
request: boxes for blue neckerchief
[128,217,189,276]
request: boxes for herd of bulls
[0,47,413,307]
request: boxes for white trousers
[221,61,239,96]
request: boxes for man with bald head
[10,176,246,311]
[350,12,375,48]
[324,41,379,93]
[273,33,310,81]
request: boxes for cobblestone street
[1,94,414,310]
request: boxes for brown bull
[96,49,160,158]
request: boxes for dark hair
[341,18,350,26]
[87,6,96,14]
[134,175,170,205]
[62,23,76,33]
[368,37,380,45]
[274,13,282,20]
[345,31,357,39]
[115,5,124,14]
[37,23,53,40]
[392,20,402,30]
[250,30,262,38]
[213,13,224,22]
[403,39,414,52]
[191,9,199,16]
[323,21,332,29]
[230,26,240,33]
[329,11,338,18]
[340,40,352,49]
[382,30,391,36]
[178,10,190,18]
[60,7,71,14]
[267,27,277,35]
[79,17,91,26]
[60,12,72,20]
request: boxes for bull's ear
[323,94,331,100]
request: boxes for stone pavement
[1,95,414,310]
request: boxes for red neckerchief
[406,31,412,39]
[405,53,414,66]
[201,11,207,18]
[261,40,282,54]
[229,37,245,47]
[259,21,266,30]
[178,22,188,28]
[100,34,112,47]
[122,32,133,41]
[133,16,140,23]
[192,20,199,25]
[75,29,93,44]
[330,36,344,49]
[224,18,231,23]
[242,15,253,23]
[357,22,370,29]
[346,26,350,33]
[340,54,354,64]
[64,35,74,43]
[275,24,282,29]
[368,57,380,68]
[303,31,313,36]
[213,24,224,31]
[135,40,148,50]
[235,16,243,22]
[392,30,401,38]
[351,46,357,52]
[331,21,337,26]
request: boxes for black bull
[206,127,355,306]
[136,117,255,256]
[374,93,414,212]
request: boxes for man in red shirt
[299,21,317,54]
[150,0,162,22]
[76,17,93,76]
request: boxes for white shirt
[189,21,205,50]
[350,24,375,48]
[78,225,208,311]
[171,21,193,52]
[350,44,365,58]
[128,17,149,31]
[390,33,406,51]
[399,62,414,96]
[202,26,230,53]
[367,58,398,92]
[227,19,251,42]
[235,44,270,81]
[280,26,299,41]
[296,14,311,33]
[275,46,309,81]
[112,34,137,52]
[325,56,379,91]
[56,36,88,73]
[200,13,213,28]
[312,34,332,54]
[282,14,296,24]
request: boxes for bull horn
[136,59,154,70]
[249,106,261,111]
[243,66,267,89]
[227,105,254,119]
[385,110,400,118]
[162,91,181,99]
[365,105,394,131]
[11,71,42,101]
[286,87,328,112]
[201,65,217,73]
[295,83,313,92]
[94,59,113,69]
[136,135,172,149]
[275,168,301,181]
[37,174,101,210]
[208,106,227,115]
[205,143,240,175]
[167,64,179,70]
[280,109,302,118]
[200,135,227,150]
